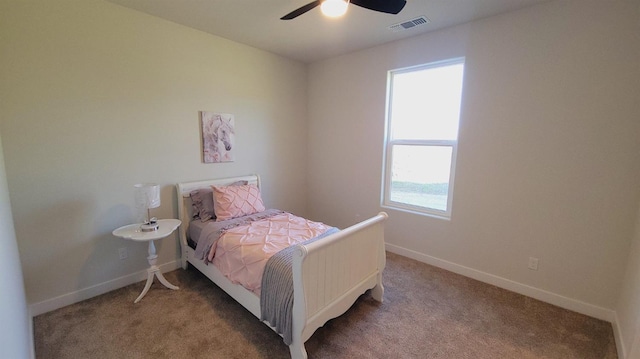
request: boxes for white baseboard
[28,307,35,359]
[612,312,627,359]
[385,243,622,352]
[28,260,181,317]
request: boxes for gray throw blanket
[260,227,339,345]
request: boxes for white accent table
[112,219,181,303]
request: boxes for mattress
[188,219,209,247]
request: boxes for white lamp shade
[134,183,161,210]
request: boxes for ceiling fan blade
[281,0,322,20]
[351,0,406,14]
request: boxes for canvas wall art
[201,112,235,163]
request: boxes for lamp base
[140,221,159,232]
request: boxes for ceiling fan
[281,0,407,20]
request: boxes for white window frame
[381,58,464,219]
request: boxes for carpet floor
[34,252,617,358]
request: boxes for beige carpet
[34,252,617,358]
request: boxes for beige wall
[0,0,308,305]
[308,0,640,316]
[2,0,640,356]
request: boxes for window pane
[390,63,464,141]
[390,145,453,211]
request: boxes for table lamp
[134,183,161,232]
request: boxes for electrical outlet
[528,257,539,271]
[118,247,128,260]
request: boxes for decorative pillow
[190,180,248,222]
[212,184,265,221]
[190,188,215,222]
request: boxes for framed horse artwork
[201,112,235,163]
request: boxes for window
[382,58,465,218]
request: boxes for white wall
[308,0,640,320]
[0,0,308,309]
[0,134,32,358]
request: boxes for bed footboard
[289,212,388,359]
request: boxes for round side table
[112,218,181,303]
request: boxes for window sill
[381,203,451,221]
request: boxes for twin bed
[176,175,388,359]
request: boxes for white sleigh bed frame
[176,175,388,359]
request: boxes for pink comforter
[210,212,332,295]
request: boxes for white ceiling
[105,0,550,63]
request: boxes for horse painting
[201,112,235,163]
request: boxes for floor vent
[389,16,430,32]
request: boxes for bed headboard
[175,174,260,254]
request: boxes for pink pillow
[189,180,248,222]
[212,184,266,221]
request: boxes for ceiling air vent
[389,16,430,32]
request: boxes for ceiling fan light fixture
[321,0,349,18]
[280,0,404,21]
